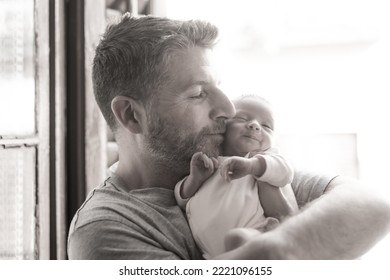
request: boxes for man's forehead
[166,48,220,89]
[168,47,214,69]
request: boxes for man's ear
[111,96,145,134]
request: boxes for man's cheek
[181,113,206,132]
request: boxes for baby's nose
[248,121,261,132]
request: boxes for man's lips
[208,130,226,136]
[207,132,225,141]
[208,133,224,138]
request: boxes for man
[67,14,390,259]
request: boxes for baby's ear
[111,96,145,134]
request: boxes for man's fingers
[224,228,261,252]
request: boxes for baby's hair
[233,94,271,106]
[233,94,276,129]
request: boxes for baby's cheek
[237,138,257,153]
[262,134,274,150]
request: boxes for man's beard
[144,114,226,177]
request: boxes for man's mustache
[202,120,227,135]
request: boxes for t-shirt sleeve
[67,220,182,260]
[291,170,338,208]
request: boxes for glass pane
[0,0,35,135]
[277,133,359,178]
[0,147,36,260]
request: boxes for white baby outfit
[174,150,293,259]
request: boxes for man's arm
[218,176,390,259]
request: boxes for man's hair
[92,13,219,131]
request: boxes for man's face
[144,46,235,175]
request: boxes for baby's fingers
[201,153,215,171]
[211,157,219,169]
[191,151,204,163]
[200,153,209,168]
[219,161,232,182]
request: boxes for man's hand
[181,152,218,198]
[217,228,292,260]
[219,157,265,182]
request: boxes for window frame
[0,0,51,259]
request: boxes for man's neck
[115,158,184,191]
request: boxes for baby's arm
[252,150,294,187]
[258,182,298,220]
[219,156,266,182]
[219,151,294,187]
[178,152,218,199]
[253,151,298,219]
[219,151,298,219]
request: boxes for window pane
[0,147,36,259]
[0,0,35,135]
[277,133,359,178]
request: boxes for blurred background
[0,0,389,259]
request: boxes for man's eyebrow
[180,80,206,88]
[180,80,212,92]
[192,78,221,86]
[178,78,221,94]
[187,76,221,86]
[191,80,209,86]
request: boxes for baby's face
[223,98,274,156]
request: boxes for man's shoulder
[69,177,133,229]
[73,178,159,221]
[69,175,184,230]
[67,176,202,260]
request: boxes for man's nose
[247,121,261,132]
[209,89,236,121]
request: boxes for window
[0,0,50,259]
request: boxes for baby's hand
[189,152,218,183]
[219,156,253,182]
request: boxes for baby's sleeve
[174,177,191,210]
[253,149,294,187]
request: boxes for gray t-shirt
[67,171,336,259]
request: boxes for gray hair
[92,13,219,130]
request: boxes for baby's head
[223,95,275,156]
